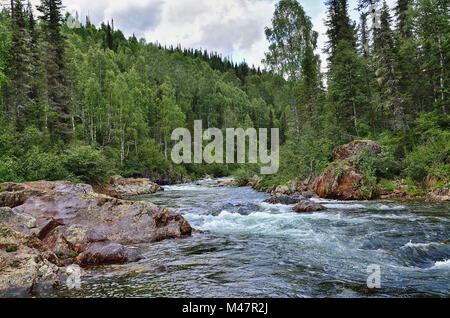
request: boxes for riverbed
[49,179,449,298]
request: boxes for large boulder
[307,161,374,200]
[76,242,140,267]
[0,181,192,271]
[0,225,62,294]
[332,140,382,162]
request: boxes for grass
[379,178,395,192]
[6,244,17,253]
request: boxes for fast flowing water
[51,179,449,298]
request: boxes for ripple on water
[48,181,449,298]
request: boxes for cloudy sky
[27,0,396,70]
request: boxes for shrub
[379,178,395,192]
[64,145,110,182]
[0,156,23,183]
[355,148,401,183]
[6,244,17,253]
[22,147,68,181]
[232,167,254,186]
[404,112,450,182]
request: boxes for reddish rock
[0,181,192,268]
[307,161,374,200]
[76,242,140,267]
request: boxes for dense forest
[0,0,448,192]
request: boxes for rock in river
[0,181,192,294]
[265,194,305,205]
[293,201,325,213]
[305,161,375,200]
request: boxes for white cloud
[22,0,399,70]
[144,0,275,68]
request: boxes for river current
[50,179,449,298]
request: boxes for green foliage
[0,156,23,183]
[22,147,68,181]
[404,113,449,182]
[255,175,291,191]
[232,166,258,187]
[6,244,17,253]
[0,0,447,191]
[379,179,395,192]
[280,132,334,180]
[355,148,401,183]
[64,145,110,182]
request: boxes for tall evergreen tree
[324,0,357,62]
[38,0,72,140]
[8,0,34,130]
[373,1,407,132]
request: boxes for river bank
[41,179,450,298]
[231,140,449,204]
[0,177,448,297]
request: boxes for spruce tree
[373,1,407,132]
[324,0,357,62]
[8,0,34,130]
[38,0,72,141]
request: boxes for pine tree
[373,1,407,132]
[324,0,357,62]
[325,0,367,139]
[38,0,72,140]
[8,0,34,130]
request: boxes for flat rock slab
[0,181,192,272]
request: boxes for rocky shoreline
[240,140,449,204]
[0,181,192,295]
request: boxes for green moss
[55,250,65,258]
[6,244,17,253]
[334,167,344,178]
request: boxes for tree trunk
[438,35,446,115]
[10,0,14,29]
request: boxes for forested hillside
[0,0,448,191]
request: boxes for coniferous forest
[0,0,448,191]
